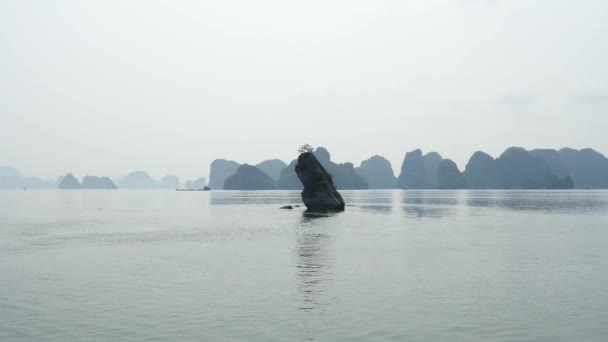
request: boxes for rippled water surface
[1,190,608,341]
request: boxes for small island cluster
[209,146,608,191]
[2,146,608,191]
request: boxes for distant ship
[176,186,210,191]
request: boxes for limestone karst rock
[278,147,368,190]
[82,176,118,189]
[436,159,466,189]
[223,164,279,190]
[59,173,81,189]
[209,159,240,190]
[158,175,180,189]
[255,159,287,181]
[295,152,345,212]
[117,171,156,189]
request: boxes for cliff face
[558,148,608,188]
[396,149,443,189]
[355,155,397,189]
[463,151,499,189]
[208,159,240,190]
[223,164,278,190]
[278,147,368,190]
[59,173,81,189]
[295,152,345,211]
[278,160,301,189]
[255,159,287,181]
[82,176,118,189]
[437,159,466,189]
[464,148,573,189]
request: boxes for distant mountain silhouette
[185,177,207,189]
[278,147,368,190]
[209,159,240,190]
[0,166,21,178]
[255,159,287,181]
[82,176,117,189]
[0,167,54,188]
[0,166,24,188]
[463,151,498,189]
[396,149,444,189]
[531,148,608,188]
[117,171,156,189]
[278,160,301,189]
[158,175,180,189]
[59,173,81,189]
[464,147,573,189]
[355,155,397,189]
[223,164,278,190]
[437,159,466,189]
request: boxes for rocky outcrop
[185,177,207,189]
[82,176,118,189]
[295,152,345,211]
[464,148,574,189]
[209,159,240,190]
[278,147,368,190]
[463,151,498,189]
[255,159,287,181]
[396,149,444,189]
[158,175,180,189]
[223,164,278,190]
[355,155,397,189]
[59,173,81,189]
[117,171,157,189]
[437,159,466,189]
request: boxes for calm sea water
[1,190,607,341]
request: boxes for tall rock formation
[223,164,279,190]
[464,148,573,189]
[463,151,499,189]
[396,149,443,189]
[208,159,240,190]
[278,160,301,189]
[255,159,287,181]
[557,148,608,188]
[0,166,23,189]
[423,152,443,189]
[277,147,368,190]
[295,152,345,211]
[82,176,118,189]
[436,159,466,189]
[355,155,397,189]
[117,171,157,189]
[59,173,81,189]
[158,175,180,189]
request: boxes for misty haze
[2,1,608,341]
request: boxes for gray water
[1,190,607,341]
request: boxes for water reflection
[294,214,333,314]
[465,190,608,213]
[350,190,395,214]
[209,190,301,205]
[401,190,458,219]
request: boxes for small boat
[176,186,210,191]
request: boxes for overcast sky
[1,0,607,181]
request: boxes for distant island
[207,146,608,190]
[2,146,608,190]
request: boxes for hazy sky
[2,0,607,181]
